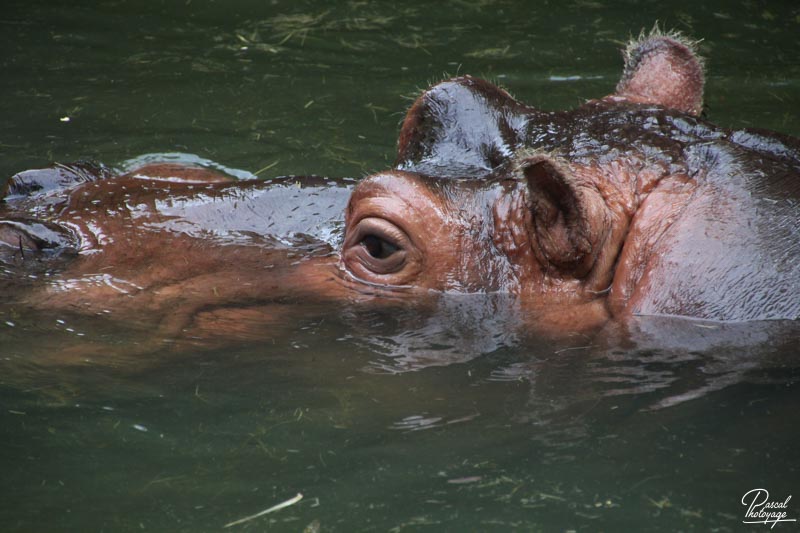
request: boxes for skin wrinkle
[491,180,535,293]
[610,171,699,315]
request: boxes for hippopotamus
[1,30,799,341]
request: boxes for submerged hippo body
[0,164,356,340]
[1,30,798,339]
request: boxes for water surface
[1,0,799,531]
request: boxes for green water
[2,1,800,531]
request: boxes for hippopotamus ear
[518,153,608,279]
[614,28,705,116]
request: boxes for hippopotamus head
[339,156,634,329]
[340,31,800,323]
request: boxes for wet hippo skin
[0,164,361,346]
[390,30,800,321]
[1,29,798,341]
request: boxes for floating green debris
[253,160,280,176]
[391,33,433,54]
[572,0,605,8]
[343,15,396,31]
[449,0,507,10]
[271,11,331,45]
[225,9,398,54]
[464,45,518,59]
[223,492,304,528]
[647,496,672,510]
[364,102,389,122]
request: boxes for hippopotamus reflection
[1,31,799,342]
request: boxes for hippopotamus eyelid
[350,217,408,249]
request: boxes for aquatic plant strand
[223,492,303,528]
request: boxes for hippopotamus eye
[342,216,419,282]
[361,234,399,259]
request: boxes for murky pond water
[2,1,799,531]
